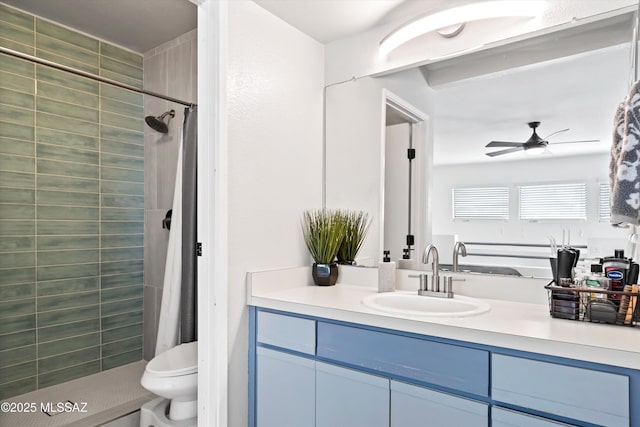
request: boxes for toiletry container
[378,251,396,293]
[585,264,610,300]
[602,250,629,303]
[629,261,639,284]
[557,248,578,284]
[397,248,413,269]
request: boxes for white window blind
[599,182,610,222]
[519,183,587,220]
[452,187,509,220]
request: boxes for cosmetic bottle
[602,250,629,303]
[397,248,413,269]
[585,264,610,300]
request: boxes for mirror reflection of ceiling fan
[485,121,600,157]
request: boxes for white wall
[325,67,434,264]
[227,2,324,425]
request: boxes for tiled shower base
[0,361,154,427]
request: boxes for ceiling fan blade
[543,128,569,140]
[548,139,600,145]
[486,147,524,157]
[486,141,525,148]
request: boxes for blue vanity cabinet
[314,362,490,427]
[256,347,315,427]
[253,309,490,427]
[316,361,389,427]
[390,380,488,427]
[491,407,574,427]
[316,321,490,397]
[256,310,315,355]
[254,311,317,427]
[251,308,638,427]
[491,354,630,427]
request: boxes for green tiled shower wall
[0,4,144,399]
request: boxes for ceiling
[429,12,634,165]
[2,0,462,52]
[254,0,405,44]
[2,0,198,53]
[432,43,629,165]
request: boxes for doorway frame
[381,89,431,268]
[194,1,228,426]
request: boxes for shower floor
[0,361,154,427]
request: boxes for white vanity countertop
[247,266,640,370]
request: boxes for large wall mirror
[325,10,636,279]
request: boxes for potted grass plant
[301,209,347,286]
[336,210,371,265]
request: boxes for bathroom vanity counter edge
[248,282,640,369]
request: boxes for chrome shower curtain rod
[1,46,197,108]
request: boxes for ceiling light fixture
[524,145,546,156]
[379,1,544,55]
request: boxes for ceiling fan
[485,121,599,157]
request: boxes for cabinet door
[256,347,315,427]
[492,354,628,427]
[492,407,575,427]
[391,380,488,427]
[316,361,389,427]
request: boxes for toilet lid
[146,341,198,377]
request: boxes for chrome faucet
[422,244,439,281]
[408,244,453,298]
[452,241,467,273]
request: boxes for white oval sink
[362,291,491,318]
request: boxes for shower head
[145,109,175,134]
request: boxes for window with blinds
[519,183,587,220]
[452,187,509,220]
[599,182,611,222]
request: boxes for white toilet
[140,341,198,427]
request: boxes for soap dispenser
[378,250,396,293]
[397,248,414,269]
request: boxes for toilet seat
[146,341,198,377]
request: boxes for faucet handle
[410,273,439,292]
[441,275,453,294]
[408,274,428,291]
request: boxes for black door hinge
[407,148,416,160]
[196,242,203,256]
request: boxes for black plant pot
[312,263,338,286]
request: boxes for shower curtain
[155,106,198,355]
[181,107,197,343]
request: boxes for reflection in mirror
[354,11,636,278]
[428,26,633,278]
[384,101,422,269]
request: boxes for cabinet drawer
[491,354,628,427]
[257,311,315,355]
[391,380,488,427]
[317,322,489,396]
[492,407,574,427]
